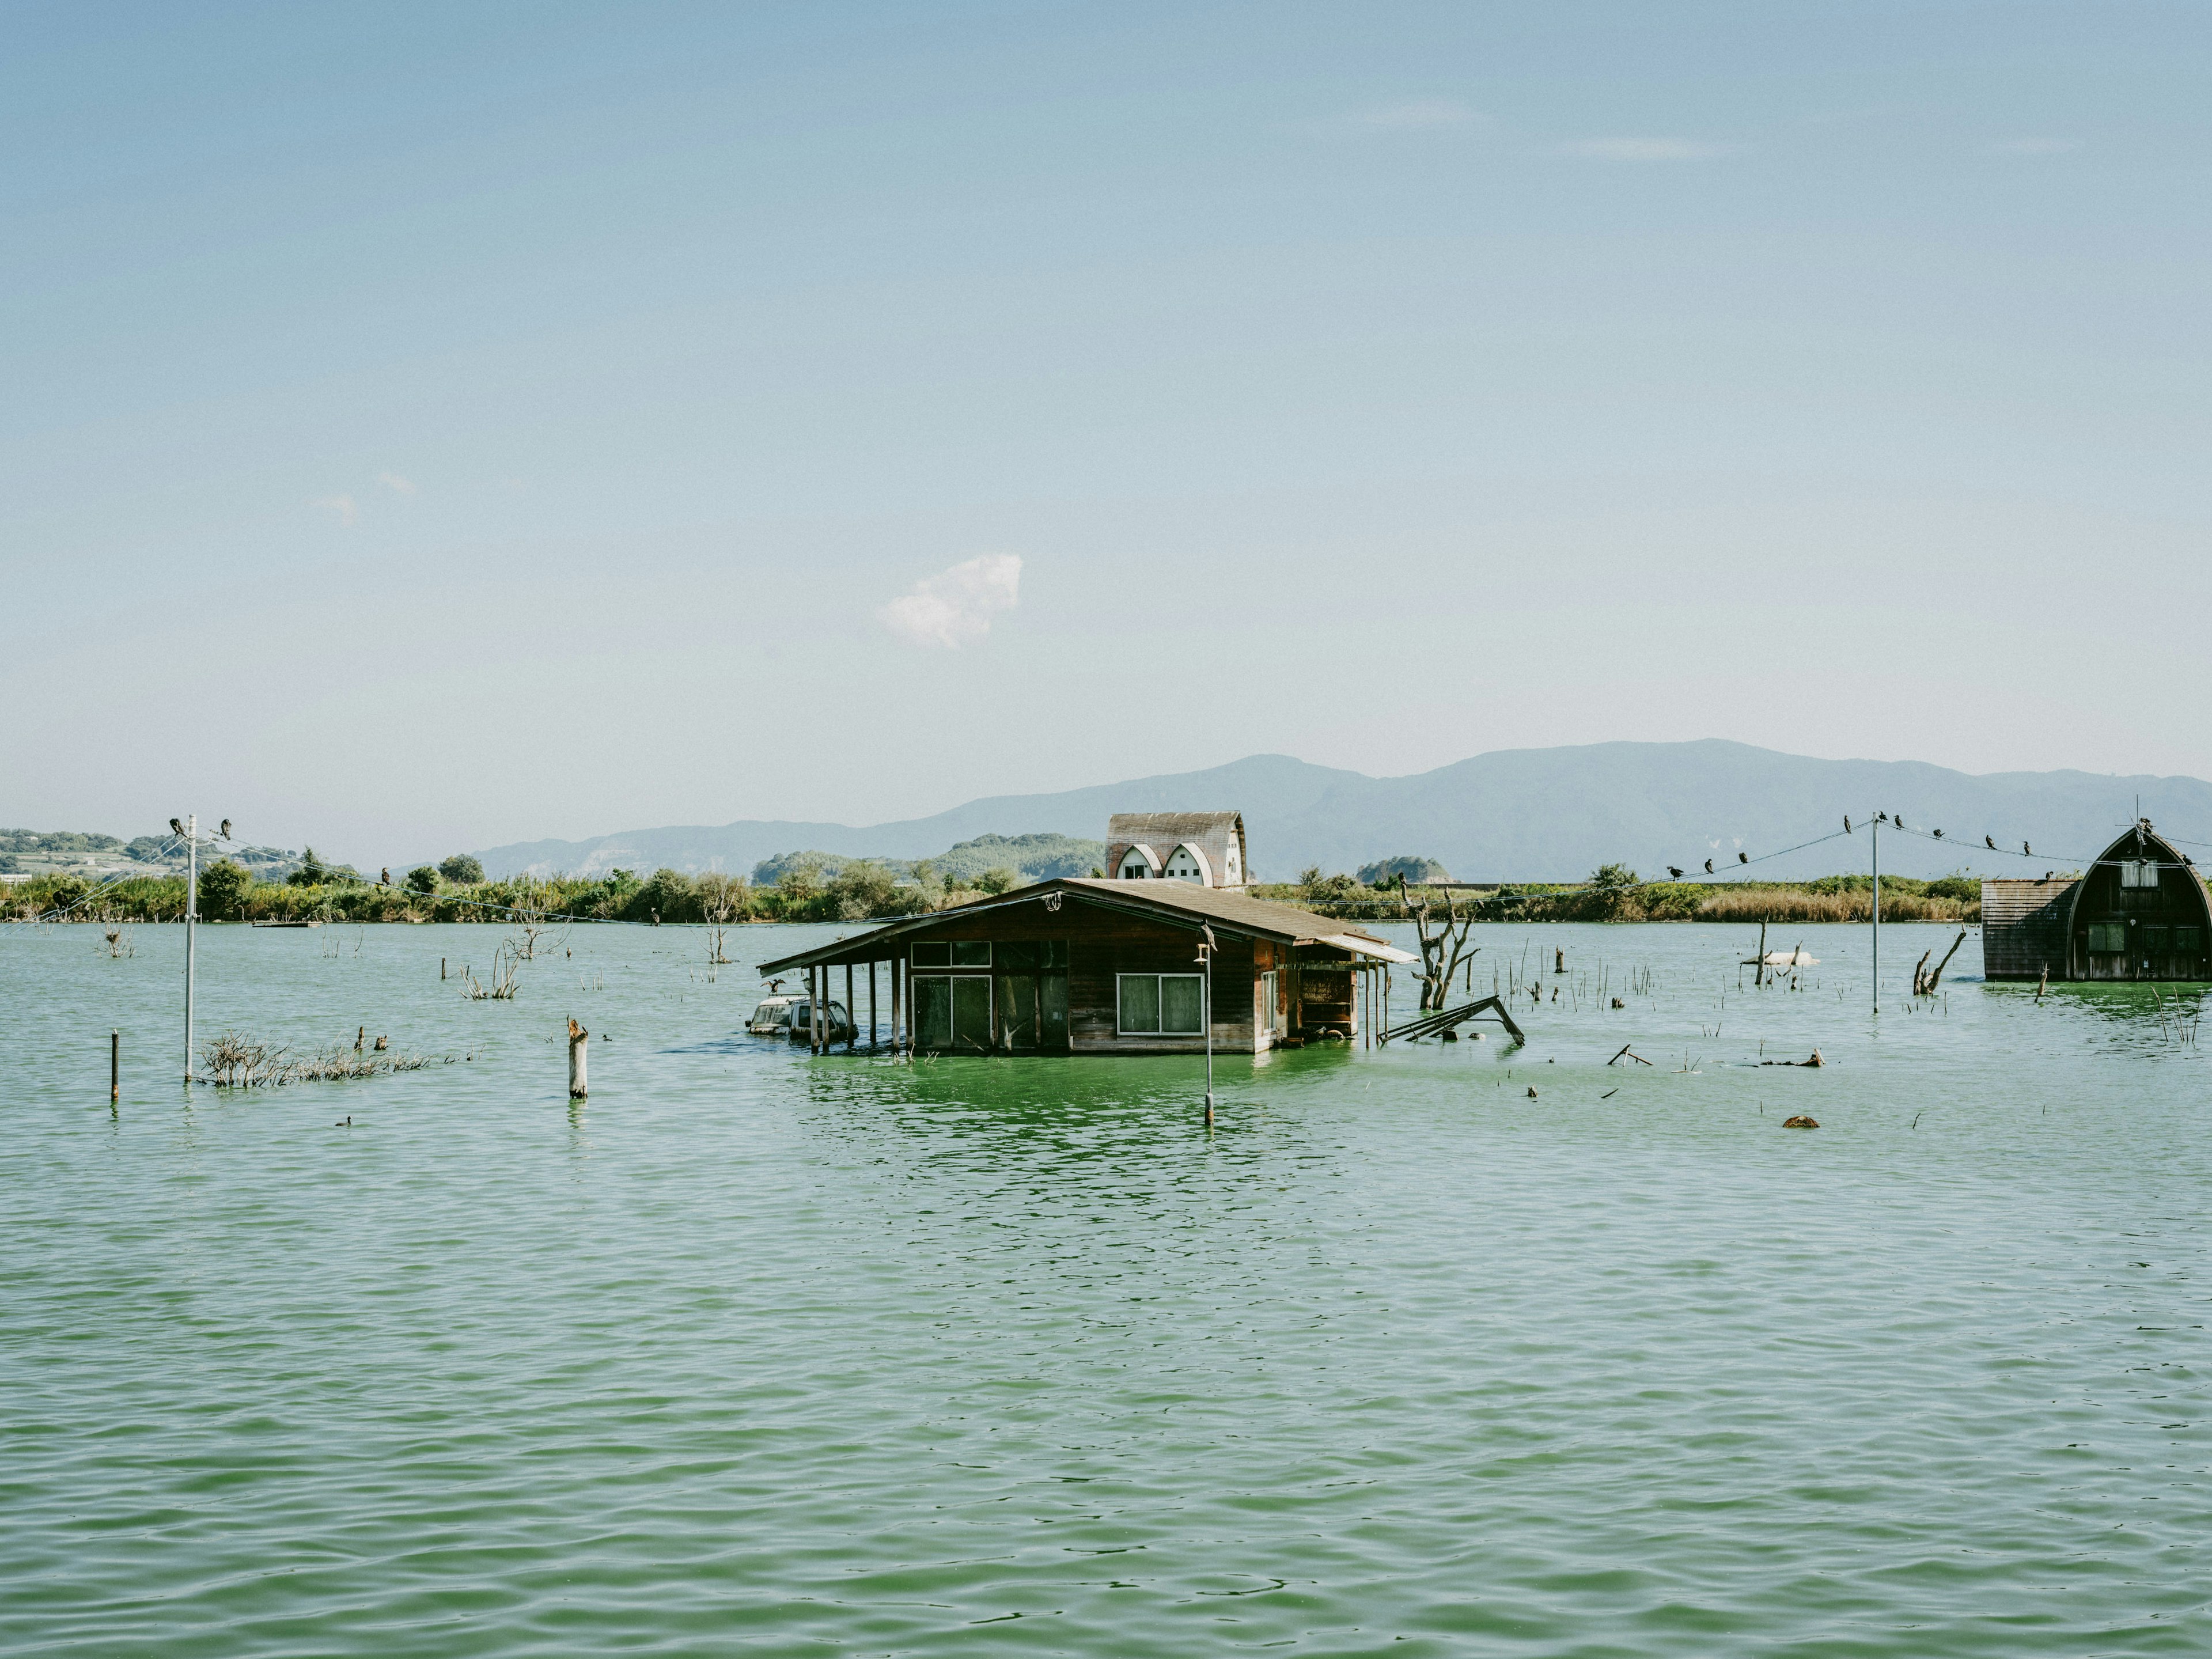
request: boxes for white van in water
[747,987,854,1042]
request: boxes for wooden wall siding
[1980,880,2077,980]
[1069,927,1260,1052]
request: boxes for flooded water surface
[4,920,2208,1654]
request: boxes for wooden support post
[111,1029,120,1103]
[891,957,901,1056]
[870,960,878,1050]
[846,963,855,1051]
[1756,919,1767,986]
[567,1018,588,1098]
[441,957,447,980]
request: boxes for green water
[5,920,2208,1655]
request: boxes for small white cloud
[311,494,358,525]
[1986,137,2081,156]
[1361,99,1482,130]
[377,471,416,497]
[878,554,1022,649]
[1558,137,1732,161]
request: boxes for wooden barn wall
[882,900,1265,1052]
[1980,882,2076,980]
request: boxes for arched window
[1163,844,1212,884]
[1118,845,1159,880]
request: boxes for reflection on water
[3,919,2210,1656]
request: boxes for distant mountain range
[447,741,2212,885]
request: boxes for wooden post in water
[441,957,446,980]
[567,1018,588,1099]
[111,1029,119,1103]
[846,963,855,1051]
[869,960,877,1050]
[890,957,900,1057]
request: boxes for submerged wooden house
[757,874,1414,1055]
[1982,820,2211,982]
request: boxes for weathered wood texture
[1980,879,2076,980]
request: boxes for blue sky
[6,3,2209,862]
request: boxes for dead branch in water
[200,1031,441,1086]
[1914,929,1968,996]
[460,940,522,1000]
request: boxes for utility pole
[173,814,232,1086]
[185,815,197,1082]
[1198,924,1216,1125]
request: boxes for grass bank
[1251,874,1980,925]
[3,858,1021,927]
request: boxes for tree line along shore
[7,851,1984,927]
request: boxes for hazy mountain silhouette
[452,741,2212,885]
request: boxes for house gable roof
[755,874,1412,975]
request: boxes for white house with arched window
[1115,843,1162,880]
[1105,812,1248,891]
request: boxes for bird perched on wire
[1843,816,1852,834]
[2023,841,2032,857]
[219,819,231,839]
[1738,851,1748,864]
[1933,828,1944,839]
[1986,835,1996,850]
[169,817,183,836]
[1705,858,1714,874]
[1668,866,1684,880]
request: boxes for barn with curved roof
[1982,820,2211,981]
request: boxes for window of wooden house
[951,941,990,967]
[2088,922,2127,953]
[2175,926,2203,954]
[911,941,951,967]
[2120,860,2160,889]
[1118,847,1156,879]
[1118,973,1205,1035]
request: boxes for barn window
[2088,922,2127,953]
[912,940,990,967]
[1118,973,1205,1035]
[1118,847,1156,880]
[2177,927,2203,954]
[2120,860,2160,889]
[1162,844,1209,883]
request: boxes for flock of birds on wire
[1661,812,2047,883]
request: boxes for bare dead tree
[698,870,747,965]
[507,876,565,961]
[1398,874,1480,1011]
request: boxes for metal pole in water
[1200,925,1215,1125]
[1873,818,1885,1012]
[183,813,198,1085]
[111,1029,119,1104]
